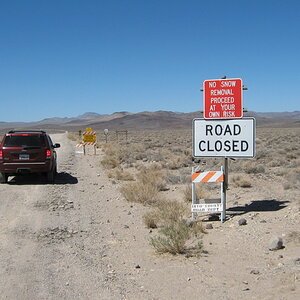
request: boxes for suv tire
[0,172,8,184]
[46,167,56,183]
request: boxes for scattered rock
[135,265,141,269]
[238,218,247,226]
[160,186,170,191]
[269,237,284,251]
[206,223,213,229]
[208,215,220,221]
[187,277,191,281]
[260,220,267,223]
[123,225,129,229]
[250,269,260,275]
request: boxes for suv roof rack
[8,130,46,134]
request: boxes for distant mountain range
[0,110,299,132]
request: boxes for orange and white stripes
[192,171,224,183]
[82,131,96,135]
[76,142,96,147]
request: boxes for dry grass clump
[120,182,160,206]
[231,174,252,188]
[156,200,187,225]
[282,167,300,190]
[67,132,81,142]
[150,221,191,255]
[101,156,121,169]
[163,154,191,170]
[107,168,134,181]
[100,143,122,169]
[183,184,210,202]
[144,199,204,255]
[143,210,159,229]
[149,219,204,256]
[143,199,189,228]
[138,167,167,191]
[244,162,265,174]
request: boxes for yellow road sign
[83,134,96,143]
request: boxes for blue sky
[0,0,299,122]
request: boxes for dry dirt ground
[0,132,299,300]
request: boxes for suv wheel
[46,167,56,183]
[0,172,8,184]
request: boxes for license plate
[19,154,30,160]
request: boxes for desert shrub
[143,200,187,228]
[101,156,120,169]
[163,155,191,170]
[283,167,300,189]
[150,220,204,255]
[67,132,80,142]
[286,152,297,160]
[277,167,288,176]
[244,163,265,174]
[138,167,167,191]
[183,184,210,202]
[120,182,160,206]
[255,149,269,160]
[231,174,252,188]
[165,173,181,185]
[268,158,286,167]
[156,200,187,225]
[107,168,134,181]
[150,221,191,254]
[143,211,159,229]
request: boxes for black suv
[0,130,60,183]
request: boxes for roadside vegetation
[68,126,300,254]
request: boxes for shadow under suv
[0,130,60,183]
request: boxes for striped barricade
[192,171,224,183]
[76,142,96,147]
[191,167,226,222]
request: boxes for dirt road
[0,133,139,299]
[0,133,299,300]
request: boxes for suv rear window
[4,135,46,148]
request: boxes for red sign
[203,78,243,119]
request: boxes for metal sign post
[220,166,226,222]
[104,129,109,143]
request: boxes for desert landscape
[0,111,299,299]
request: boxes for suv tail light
[46,150,51,158]
[0,150,3,159]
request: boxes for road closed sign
[203,78,243,119]
[193,118,255,158]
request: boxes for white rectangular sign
[191,203,223,212]
[193,118,256,158]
